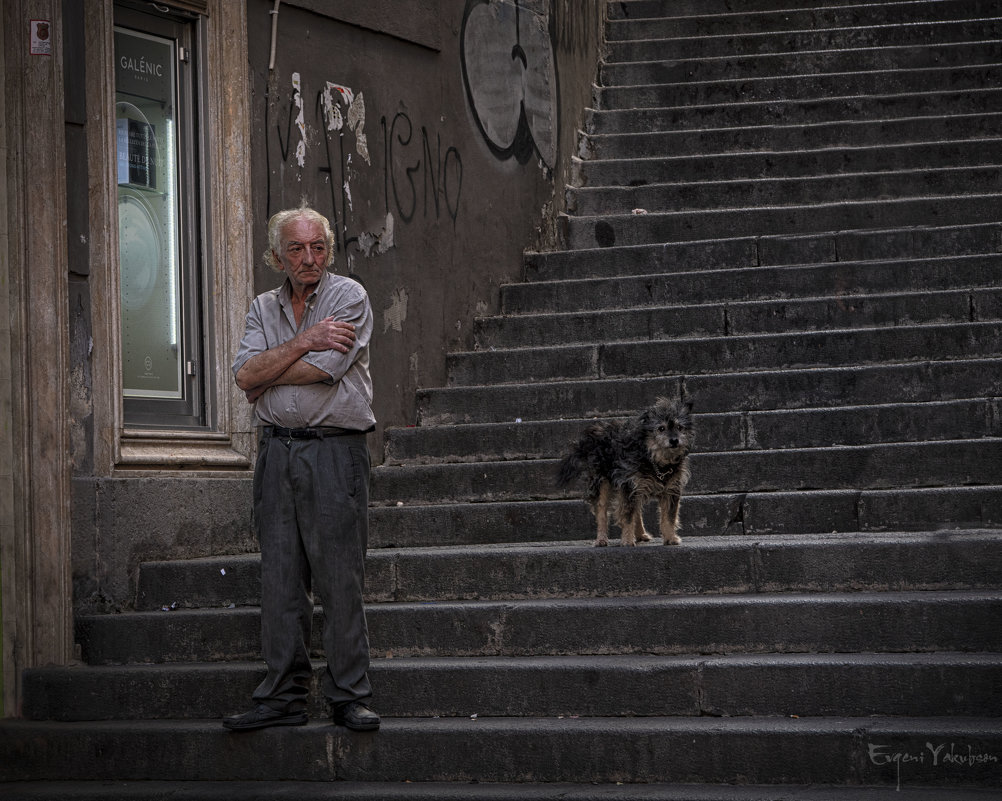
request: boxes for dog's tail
[556,449,585,487]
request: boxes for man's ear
[273,250,285,270]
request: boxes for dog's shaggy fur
[556,398,694,547]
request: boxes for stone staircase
[3,0,1002,797]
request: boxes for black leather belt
[263,425,366,439]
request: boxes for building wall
[64,0,604,616]
[0,6,10,714]
[246,0,605,445]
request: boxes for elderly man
[223,205,379,732]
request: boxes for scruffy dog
[556,398,694,547]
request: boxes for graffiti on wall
[460,0,558,169]
[381,112,463,227]
[266,72,463,272]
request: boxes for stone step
[569,165,1002,216]
[596,64,1002,111]
[370,440,1000,506]
[385,399,999,466]
[75,590,1002,665]
[605,19,1002,63]
[368,486,1002,547]
[605,0,1000,39]
[22,651,1002,721]
[134,532,1002,611]
[2,716,1000,785]
[417,358,1002,425]
[585,88,1002,136]
[580,111,1002,161]
[600,41,1002,87]
[524,223,1002,282]
[445,322,1002,387]
[480,289,1002,348]
[609,0,953,16]
[505,255,1002,315]
[2,782,997,801]
[574,140,1002,190]
[559,193,1002,248]
[505,258,1002,318]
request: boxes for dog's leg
[617,489,639,546]
[593,481,611,547]
[636,505,653,543]
[659,493,682,545]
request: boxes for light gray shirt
[232,271,376,431]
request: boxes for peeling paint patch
[292,72,306,167]
[358,212,395,257]
[323,83,371,165]
[409,352,419,373]
[322,83,346,131]
[383,287,409,333]
[347,91,370,164]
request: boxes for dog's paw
[594,536,609,547]
[662,533,682,546]
[637,530,653,543]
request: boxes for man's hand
[300,317,356,354]
[235,316,356,395]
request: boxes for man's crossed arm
[235,317,356,403]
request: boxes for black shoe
[332,701,380,731]
[222,703,308,731]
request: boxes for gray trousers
[251,428,372,712]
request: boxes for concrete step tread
[606,2,1001,33]
[375,437,1002,473]
[5,712,999,731]
[609,0,995,15]
[606,22,1002,51]
[598,61,1002,86]
[518,251,1002,288]
[603,21,1002,61]
[23,648,1002,721]
[486,285,1001,323]
[505,257,1002,318]
[78,588,1002,665]
[84,588,1002,620]
[417,359,1002,427]
[594,66,1002,110]
[595,73,1002,113]
[450,318,1000,356]
[567,167,1002,216]
[524,224,1002,279]
[386,398,1002,464]
[34,650,1002,675]
[1,782,999,801]
[572,138,1002,181]
[368,486,1002,545]
[558,194,1002,247]
[587,85,1002,117]
[130,529,1002,610]
[569,164,1002,193]
[599,41,1002,82]
[581,113,1002,162]
[371,439,1002,503]
[2,716,1000,784]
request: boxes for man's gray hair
[264,205,336,271]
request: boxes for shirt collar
[279,270,327,305]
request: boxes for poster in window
[114,27,183,400]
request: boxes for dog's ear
[683,401,694,416]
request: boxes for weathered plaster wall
[246,0,605,451]
[67,0,604,615]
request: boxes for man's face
[276,217,328,293]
